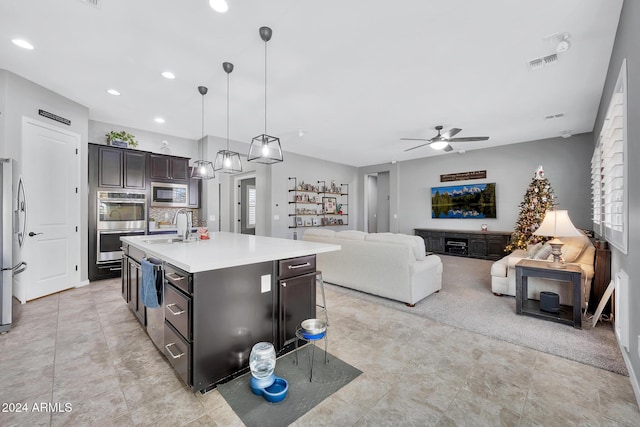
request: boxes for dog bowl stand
[293,271,329,382]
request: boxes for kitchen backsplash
[149,207,204,227]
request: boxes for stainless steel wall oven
[97,191,146,263]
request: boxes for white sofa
[490,233,595,308]
[302,229,443,306]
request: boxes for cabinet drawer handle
[281,282,287,288]
[288,262,311,270]
[166,303,185,315]
[167,273,186,281]
[165,342,184,359]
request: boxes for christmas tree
[504,166,556,253]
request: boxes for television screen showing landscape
[431,183,496,219]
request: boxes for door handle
[28,232,43,237]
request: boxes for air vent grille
[544,113,565,120]
[528,53,559,71]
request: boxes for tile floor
[1,277,639,427]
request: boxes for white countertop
[121,232,341,273]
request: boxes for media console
[414,228,511,261]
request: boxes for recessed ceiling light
[154,117,165,124]
[209,0,229,13]
[11,38,34,50]
[106,89,121,96]
[161,71,175,79]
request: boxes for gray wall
[367,175,378,233]
[392,133,593,235]
[377,171,390,233]
[89,120,198,159]
[593,0,640,398]
[0,70,90,282]
[268,151,359,239]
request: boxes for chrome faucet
[173,208,192,240]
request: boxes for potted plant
[106,130,138,148]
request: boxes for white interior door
[16,118,80,301]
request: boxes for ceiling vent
[544,113,565,120]
[528,53,559,71]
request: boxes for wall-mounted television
[431,183,496,219]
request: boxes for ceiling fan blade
[400,137,431,141]
[440,128,462,139]
[404,143,431,152]
[448,136,489,142]
[443,144,453,152]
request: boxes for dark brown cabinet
[93,144,146,190]
[124,151,146,189]
[121,245,146,326]
[278,255,316,349]
[150,154,189,182]
[415,228,511,260]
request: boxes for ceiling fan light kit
[430,140,449,150]
[401,125,489,153]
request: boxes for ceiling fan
[401,125,489,152]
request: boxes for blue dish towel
[141,258,160,308]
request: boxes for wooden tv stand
[414,228,511,261]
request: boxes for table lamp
[533,210,583,268]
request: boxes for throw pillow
[532,243,553,260]
[558,235,588,263]
[527,243,543,258]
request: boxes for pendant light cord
[227,71,230,151]
[264,39,268,135]
[201,93,204,159]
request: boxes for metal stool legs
[293,270,329,381]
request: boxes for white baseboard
[619,339,640,409]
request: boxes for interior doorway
[365,172,390,233]
[235,175,256,235]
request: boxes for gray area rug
[217,347,362,427]
[328,254,627,376]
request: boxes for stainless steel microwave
[150,182,188,207]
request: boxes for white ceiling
[0,0,623,167]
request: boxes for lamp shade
[191,159,215,179]
[248,134,283,164]
[214,150,243,173]
[533,210,582,237]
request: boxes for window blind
[592,59,627,254]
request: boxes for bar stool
[294,270,329,381]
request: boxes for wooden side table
[515,259,583,329]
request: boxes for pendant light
[248,26,283,164]
[191,85,215,180]
[214,62,243,173]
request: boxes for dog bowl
[301,318,326,336]
[250,373,276,395]
[301,330,326,340]
[262,377,288,403]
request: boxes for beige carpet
[327,254,627,375]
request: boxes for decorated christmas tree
[504,166,556,253]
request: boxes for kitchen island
[120,232,340,392]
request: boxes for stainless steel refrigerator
[1,158,27,333]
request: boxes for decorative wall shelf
[288,177,348,229]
